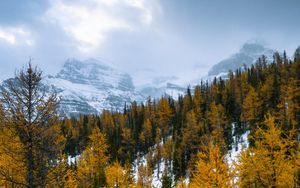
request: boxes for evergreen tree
[161,173,172,188]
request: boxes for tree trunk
[27,145,35,188]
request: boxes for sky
[0,0,299,86]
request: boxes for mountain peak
[56,58,131,89]
[61,58,114,75]
[208,42,275,77]
[240,42,266,54]
[42,58,143,116]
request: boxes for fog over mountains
[208,42,275,77]
[0,42,280,116]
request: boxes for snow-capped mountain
[207,42,275,79]
[44,58,144,116]
[137,76,186,99]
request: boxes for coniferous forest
[0,48,300,187]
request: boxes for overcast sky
[0,0,299,85]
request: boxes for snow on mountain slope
[137,76,186,99]
[44,58,144,116]
[207,42,275,79]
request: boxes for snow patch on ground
[68,155,80,165]
[226,123,250,165]
[132,137,175,187]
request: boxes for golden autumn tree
[176,177,189,188]
[182,111,203,160]
[241,86,261,126]
[105,161,131,187]
[0,125,27,187]
[157,98,172,139]
[237,115,300,187]
[207,102,227,148]
[277,78,300,129]
[141,118,153,147]
[46,154,78,188]
[77,127,109,187]
[193,85,204,121]
[0,63,65,188]
[190,142,235,188]
[0,104,26,187]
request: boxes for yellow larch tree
[207,102,227,149]
[0,126,27,187]
[157,98,172,139]
[237,115,300,187]
[176,177,189,188]
[241,86,261,126]
[77,127,109,187]
[46,154,78,188]
[105,161,131,187]
[0,63,65,187]
[190,142,235,188]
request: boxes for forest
[0,47,300,187]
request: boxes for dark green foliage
[162,174,172,188]
[93,167,107,188]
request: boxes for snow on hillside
[131,124,250,187]
[132,138,176,188]
[137,75,187,99]
[139,82,186,99]
[226,123,250,165]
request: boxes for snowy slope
[132,139,172,188]
[44,58,144,116]
[206,42,275,80]
[137,76,186,99]
[139,82,186,99]
[226,123,250,165]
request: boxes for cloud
[0,26,34,46]
[45,0,160,53]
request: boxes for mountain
[137,76,186,99]
[208,42,275,78]
[43,58,144,116]
[139,82,186,99]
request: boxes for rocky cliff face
[44,58,144,116]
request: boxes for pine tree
[161,173,172,188]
